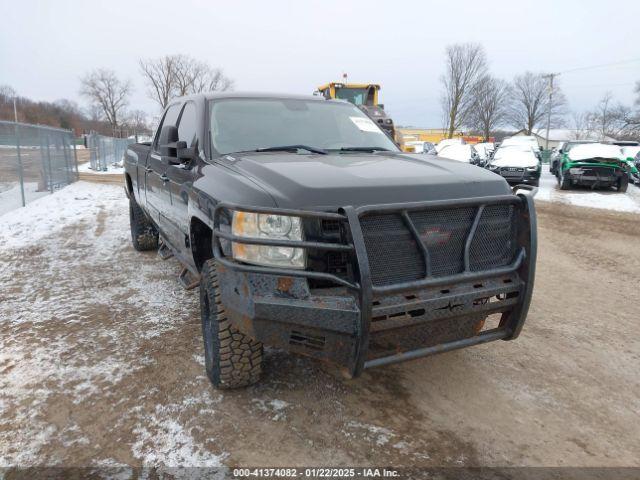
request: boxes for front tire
[558,169,571,190]
[129,197,159,251]
[617,175,629,193]
[200,259,263,389]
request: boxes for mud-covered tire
[200,259,263,389]
[617,175,629,193]
[129,196,159,251]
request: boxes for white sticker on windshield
[350,116,383,133]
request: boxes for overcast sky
[1,0,639,127]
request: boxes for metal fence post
[62,135,71,185]
[73,137,79,180]
[45,134,53,193]
[14,121,26,207]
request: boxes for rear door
[145,102,182,227]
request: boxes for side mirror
[176,141,194,163]
[158,125,179,157]
[378,103,385,109]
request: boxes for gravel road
[1,181,639,472]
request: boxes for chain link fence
[87,133,134,171]
[0,120,78,216]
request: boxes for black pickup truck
[124,93,537,389]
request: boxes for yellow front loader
[316,82,395,139]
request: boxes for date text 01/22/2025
[232,468,400,478]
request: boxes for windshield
[493,145,533,160]
[568,144,622,161]
[334,88,368,105]
[209,98,398,155]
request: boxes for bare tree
[191,66,234,94]
[126,109,150,133]
[0,85,16,102]
[587,92,617,140]
[465,75,509,140]
[139,55,180,110]
[79,69,131,129]
[587,92,640,140]
[440,43,487,138]
[140,54,234,109]
[570,111,591,140]
[507,72,566,134]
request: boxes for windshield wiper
[254,145,327,155]
[337,147,391,153]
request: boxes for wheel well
[124,173,133,197]
[190,217,213,272]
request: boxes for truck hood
[220,152,511,209]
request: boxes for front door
[164,101,199,256]
[145,102,182,234]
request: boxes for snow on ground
[536,167,640,214]
[0,181,227,468]
[0,182,51,217]
[0,181,122,249]
[78,161,125,175]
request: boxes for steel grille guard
[212,185,537,377]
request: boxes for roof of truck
[173,92,332,103]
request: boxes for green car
[556,143,638,192]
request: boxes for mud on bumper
[212,187,537,378]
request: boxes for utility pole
[13,97,18,123]
[542,73,559,151]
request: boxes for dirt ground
[1,181,639,472]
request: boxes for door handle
[160,174,169,183]
[145,167,152,173]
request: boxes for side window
[153,103,182,151]
[178,102,198,148]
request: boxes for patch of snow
[132,407,227,468]
[345,421,395,446]
[78,161,125,175]
[251,398,290,421]
[536,168,640,214]
[0,181,122,249]
[567,143,622,161]
[0,182,51,217]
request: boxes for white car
[435,138,464,153]
[438,144,475,163]
[501,136,541,157]
[488,147,541,186]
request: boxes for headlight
[231,211,305,269]
[526,166,539,172]
[488,164,499,170]
[569,168,584,175]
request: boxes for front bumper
[212,187,537,378]
[565,166,625,187]
[493,167,540,185]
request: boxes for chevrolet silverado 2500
[123,93,537,389]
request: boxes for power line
[559,58,640,75]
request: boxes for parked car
[487,146,541,187]
[556,143,636,192]
[501,136,541,160]
[422,141,437,154]
[473,142,495,165]
[123,92,537,389]
[404,140,436,154]
[549,141,597,175]
[438,143,480,163]
[435,137,464,153]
